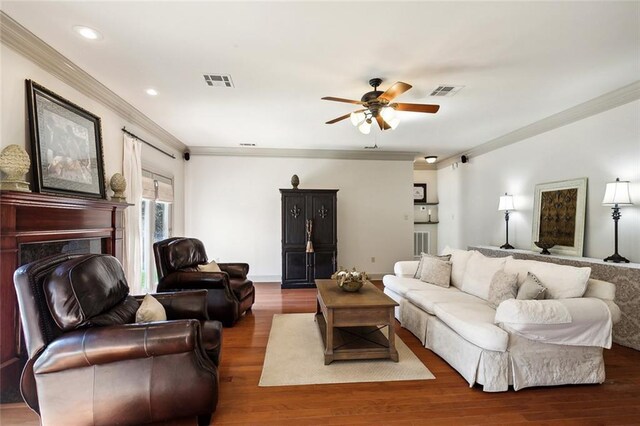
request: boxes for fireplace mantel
[0,190,130,400]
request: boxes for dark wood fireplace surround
[0,191,129,401]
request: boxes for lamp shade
[498,194,514,211]
[602,178,633,205]
[357,119,371,134]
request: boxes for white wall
[185,156,414,280]
[438,100,640,262]
[0,45,185,235]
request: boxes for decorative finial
[0,144,31,192]
[291,174,300,189]
[110,173,127,202]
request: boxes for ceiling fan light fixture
[380,106,396,122]
[358,119,372,134]
[350,111,366,126]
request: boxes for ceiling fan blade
[376,115,391,130]
[394,103,440,113]
[378,82,412,102]
[321,96,364,105]
[325,109,366,124]
[325,113,351,124]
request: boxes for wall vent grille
[429,85,463,97]
[414,231,431,257]
[239,143,256,147]
[203,74,234,88]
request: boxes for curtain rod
[121,127,177,159]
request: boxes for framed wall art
[26,80,106,199]
[413,183,427,204]
[531,177,587,257]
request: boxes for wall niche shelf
[414,221,439,224]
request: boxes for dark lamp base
[500,243,515,250]
[604,253,630,263]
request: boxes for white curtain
[122,134,143,294]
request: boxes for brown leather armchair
[14,253,221,426]
[153,237,255,327]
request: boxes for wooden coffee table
[315,279,399,365]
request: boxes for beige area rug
[259,313,435,386]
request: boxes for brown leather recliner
[14,253,221,426]
[153,237,255,327]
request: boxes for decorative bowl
[331,267,368,292]
[534,240,555,255]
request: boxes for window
[140,170,173,291]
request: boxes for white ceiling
[2,1,639,158]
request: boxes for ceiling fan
[322,78,440,134]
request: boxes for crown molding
[437,80,640,169]
[188,146,419,161]
[0,11,186,153]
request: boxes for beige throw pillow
[516,272,547,300]
[198,260,222,273]
[136,294,167,323]
[487,270,519,309]
[419,257,453,288]
[414,253,451,279]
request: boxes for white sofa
[383,248,621,392]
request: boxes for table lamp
[602,178,633,263]
[498,193,515,249]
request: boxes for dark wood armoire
[280,189,337,288]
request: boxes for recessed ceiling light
[145,88,158,96]
[73,25,102,40]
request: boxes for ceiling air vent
[203,74,234,88]
[239,143,255,147]
[429,85,464,97]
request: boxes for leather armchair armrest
[157,271,231,292]
[218,263,249,279]
[34,320,201,374]
[134,290,209,321]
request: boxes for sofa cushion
[414,253,451,279]
[418,257,452,288]
[136,294,167,323]
[583,278,616,301]
[460,251,510,301]
[441,247,474,289]
[405,287,485,315]
[382,275,438,296]
[433,302,509,352]
[504,258,590,299]
[487,271,519,309]
[166,238,208,271]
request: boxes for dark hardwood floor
[2,282,640,425]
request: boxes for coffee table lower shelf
[315,313,399,364]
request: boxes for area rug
[259,313,435,386]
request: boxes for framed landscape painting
[531,177,587,257]
[26,80,106,199]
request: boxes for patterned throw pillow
[516,272,547,300]
[487,270,519,309]
[419,257,453,288]
[414,253,451,279]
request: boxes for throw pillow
[414,252,451,279]
[504,258,590,299]
[441,247,474,289]
[418,257,453,288]
[516,272,547,300]
[460,251,511,301]
[136,294,167,323]
[198,260,222,273]
[487,270,519,309]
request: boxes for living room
[1,1,639,425]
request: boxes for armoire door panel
[283,195,306,245]
[310,195,335,246]
[283,251,309,282]
[313,251,336,280]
